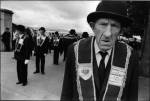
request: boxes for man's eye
[111,24,120,28]
[100,23,108,26]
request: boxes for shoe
[41,72,45,75]
[16,82,22,84]
[33,71,39,74]
[22,83,27,86]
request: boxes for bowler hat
[39,27,46,31]
[87,1,132,27]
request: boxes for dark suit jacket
[34,37,49,55]
[14,35,30,61]
[61,39,139,101]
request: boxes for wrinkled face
[91,18,121,52]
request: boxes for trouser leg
[21,61,28,83]
[17,60,22,82]
[35,55,40,72]
[41,54,45,73]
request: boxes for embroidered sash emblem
[108,66,126,87]
[78,66,92,80]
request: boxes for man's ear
[89,22,95,29]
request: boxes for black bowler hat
[87,1,132,27]
[39,27,46,32]
[16,25,26,32]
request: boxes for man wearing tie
[33,27,49,75]
[14,25,30,86]
[61,1,139,101]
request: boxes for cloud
[1,1,100,34]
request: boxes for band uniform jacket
[14,35,30,61]
[34,36,49,55]
[61,37,139,101]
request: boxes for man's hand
[44,53,47,56]
[25,60,29,64]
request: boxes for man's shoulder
[116,41,133,51]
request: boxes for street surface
[1,52,149,100]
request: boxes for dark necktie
[39,37,43,45]
[98,51,108,82]
[99,51,108,69]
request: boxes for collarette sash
[74,37,132,101]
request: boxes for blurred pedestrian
[2,27,11,51]
[53,31,60,65]
[61,29,78,61]
[26,27,35,56]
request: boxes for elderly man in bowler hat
[61,1,138,101]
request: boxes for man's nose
[103,25,111,37]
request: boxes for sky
[1,1,100,34]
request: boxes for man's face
[39,30,45,36]
[92,18,121,52]
[15,30,22,35]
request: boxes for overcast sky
[1,1,100,34]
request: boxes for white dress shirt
[94,40,112,68]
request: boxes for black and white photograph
[0,0,150,101]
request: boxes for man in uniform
[14,25,30,86]
[53,31,61,65]
[33,27,49,75]
[61,1,138,101]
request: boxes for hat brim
[87,11,132,27]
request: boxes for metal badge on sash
[19,39,24,45]
[54,37,59,46]
[78,65,92,80]
[108,66,126,87]
[15,37,25,52]
[37,36,45,46]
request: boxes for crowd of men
[5,24,89,86]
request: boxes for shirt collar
[19,34,24,38]
[38,35,46,39]
[94,40,112,56]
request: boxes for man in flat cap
[14,25,31,86]
[61,1,138,101]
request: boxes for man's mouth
[102,40,110,42]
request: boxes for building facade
[0,8,13,51]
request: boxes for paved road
[1,52,65,100]
[1,52,149,100]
